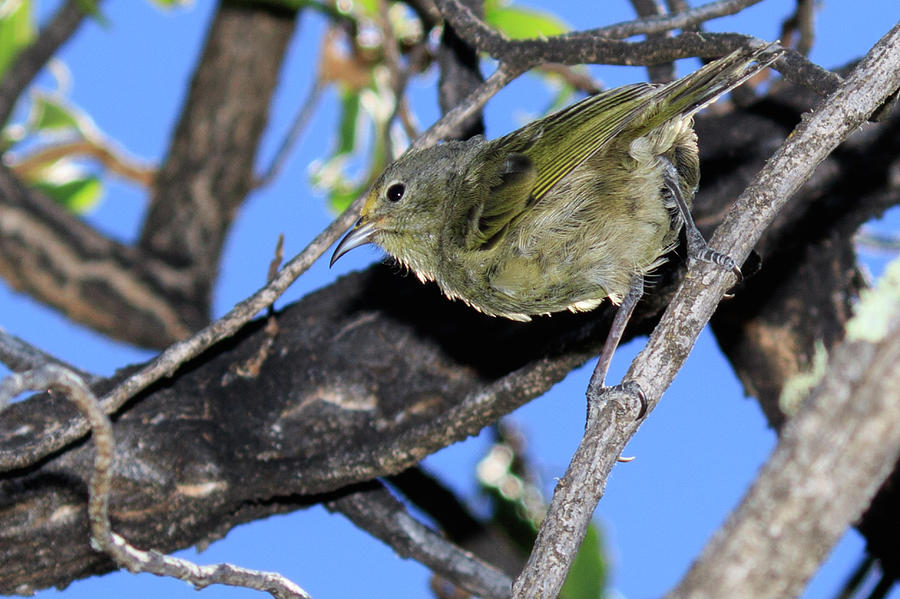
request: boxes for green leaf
[484,1,568,39]
[30,94,82,133]
[337,90,361,156]
[147,0,192,8]
[561,523,608,599]
[327,184,361,214]
[0,0,35,79]
[352,0,377,17]
[32,176,102,213]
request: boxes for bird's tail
[653,42,783,121]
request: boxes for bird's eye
[386,182,405,202]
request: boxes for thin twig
[326,482,513,599]
[0,327,99,383]
[0,0,100,127]
[590,0,764,39]
[628,0,677,82]
[10,139,156,187]
[512,20,900,599]
[416,62,524,148]
[0,365,312,599]
[255,79,325,188]
[378,0,431,148]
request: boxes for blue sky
[4,1,900,598]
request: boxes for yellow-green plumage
[332,46,779,321]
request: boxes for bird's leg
[662,159,742,282]
[587,275,647,424]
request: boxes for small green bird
[332,45,780,384]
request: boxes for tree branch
[434,0,840,97]
[139,1,300,317]
[0,165,199,347]
[326,482,513,599]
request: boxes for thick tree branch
[0,165,199,347]
[0,264,608,592]
[0,365,312,599]
[139,1,300,320]
[513,21,900,599]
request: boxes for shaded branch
[0,263,609,591]
[0,165,199,347]
[139,1,300,314]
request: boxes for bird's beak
[330,218,377,267]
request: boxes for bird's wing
[463,150,537,250]
[462,83,657,250]
[521,82,657,202]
